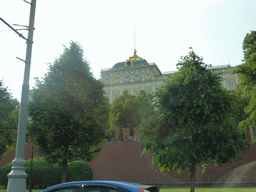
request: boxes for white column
[235,74,239,84]
[110,89,113,104]
[223,79,227,89]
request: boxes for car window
[50,187,81,192]
[83,187,114,192]
[82,187,130,192]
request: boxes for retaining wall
[1,127,255,186]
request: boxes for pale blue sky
[1,0,255,100]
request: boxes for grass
[0,189,42,192]
[0,186,44,192]
[160,187,256,192]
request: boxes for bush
[0,158,93,188]
[67,160,93,182]
[0,162,12,187]
[26,158,62,189]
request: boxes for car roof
[41,180,153,192]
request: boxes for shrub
[0,159,93,188]
[67,161,93,182]
[0,162,12,187]
[26,157,62,188]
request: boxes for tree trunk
[190,163,196,192]
[61,158,67,183]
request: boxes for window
[49,185,131,192]
[52,187,80,192]
[81,185,130,192]
[227,79,235,89]
[134,89,140,95]
[113,92,119,99]
[145,88,151,94]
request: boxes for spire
[124,27,142,67]
[124,49,142,67]
[134,25,136,51]
[129,26,142,60]
[129,49,142,61]
[129,25,142,60]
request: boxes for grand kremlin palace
[100,49,239,103]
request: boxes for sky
[0,0,255,101]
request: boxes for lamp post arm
[0,18,27,40]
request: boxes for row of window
[105,88,153,100]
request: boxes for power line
[0,18,27,40]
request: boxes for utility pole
[5,0,37,192]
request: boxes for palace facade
[101,50,239,103]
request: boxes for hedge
[0,162,12,188]
[26,158,62,188]
[0,158,93,188]
[67,160,93,182]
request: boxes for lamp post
[6,1,36,191]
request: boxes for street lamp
[1,1,37,192]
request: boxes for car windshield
[53,188,80,192]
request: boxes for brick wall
[1,127,256,184]
[88,128,256,184]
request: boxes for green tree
[232,31,256,130]
[28,42,110,182]
[109,90,139,141]
[109,90,155,142]
[0,80,19,161]
[140,51,251,192]
[229,85,251,137]
[136,90,155,122]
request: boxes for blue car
[41,180,159,192]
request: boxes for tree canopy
[109,90,155,142]
[109,90,138,142]
[140,51,251,192]
[232,31,256,130]
[28,42,110,182]
[229,85,251,135]
[0,80,19,161]
[110,90,139,131]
